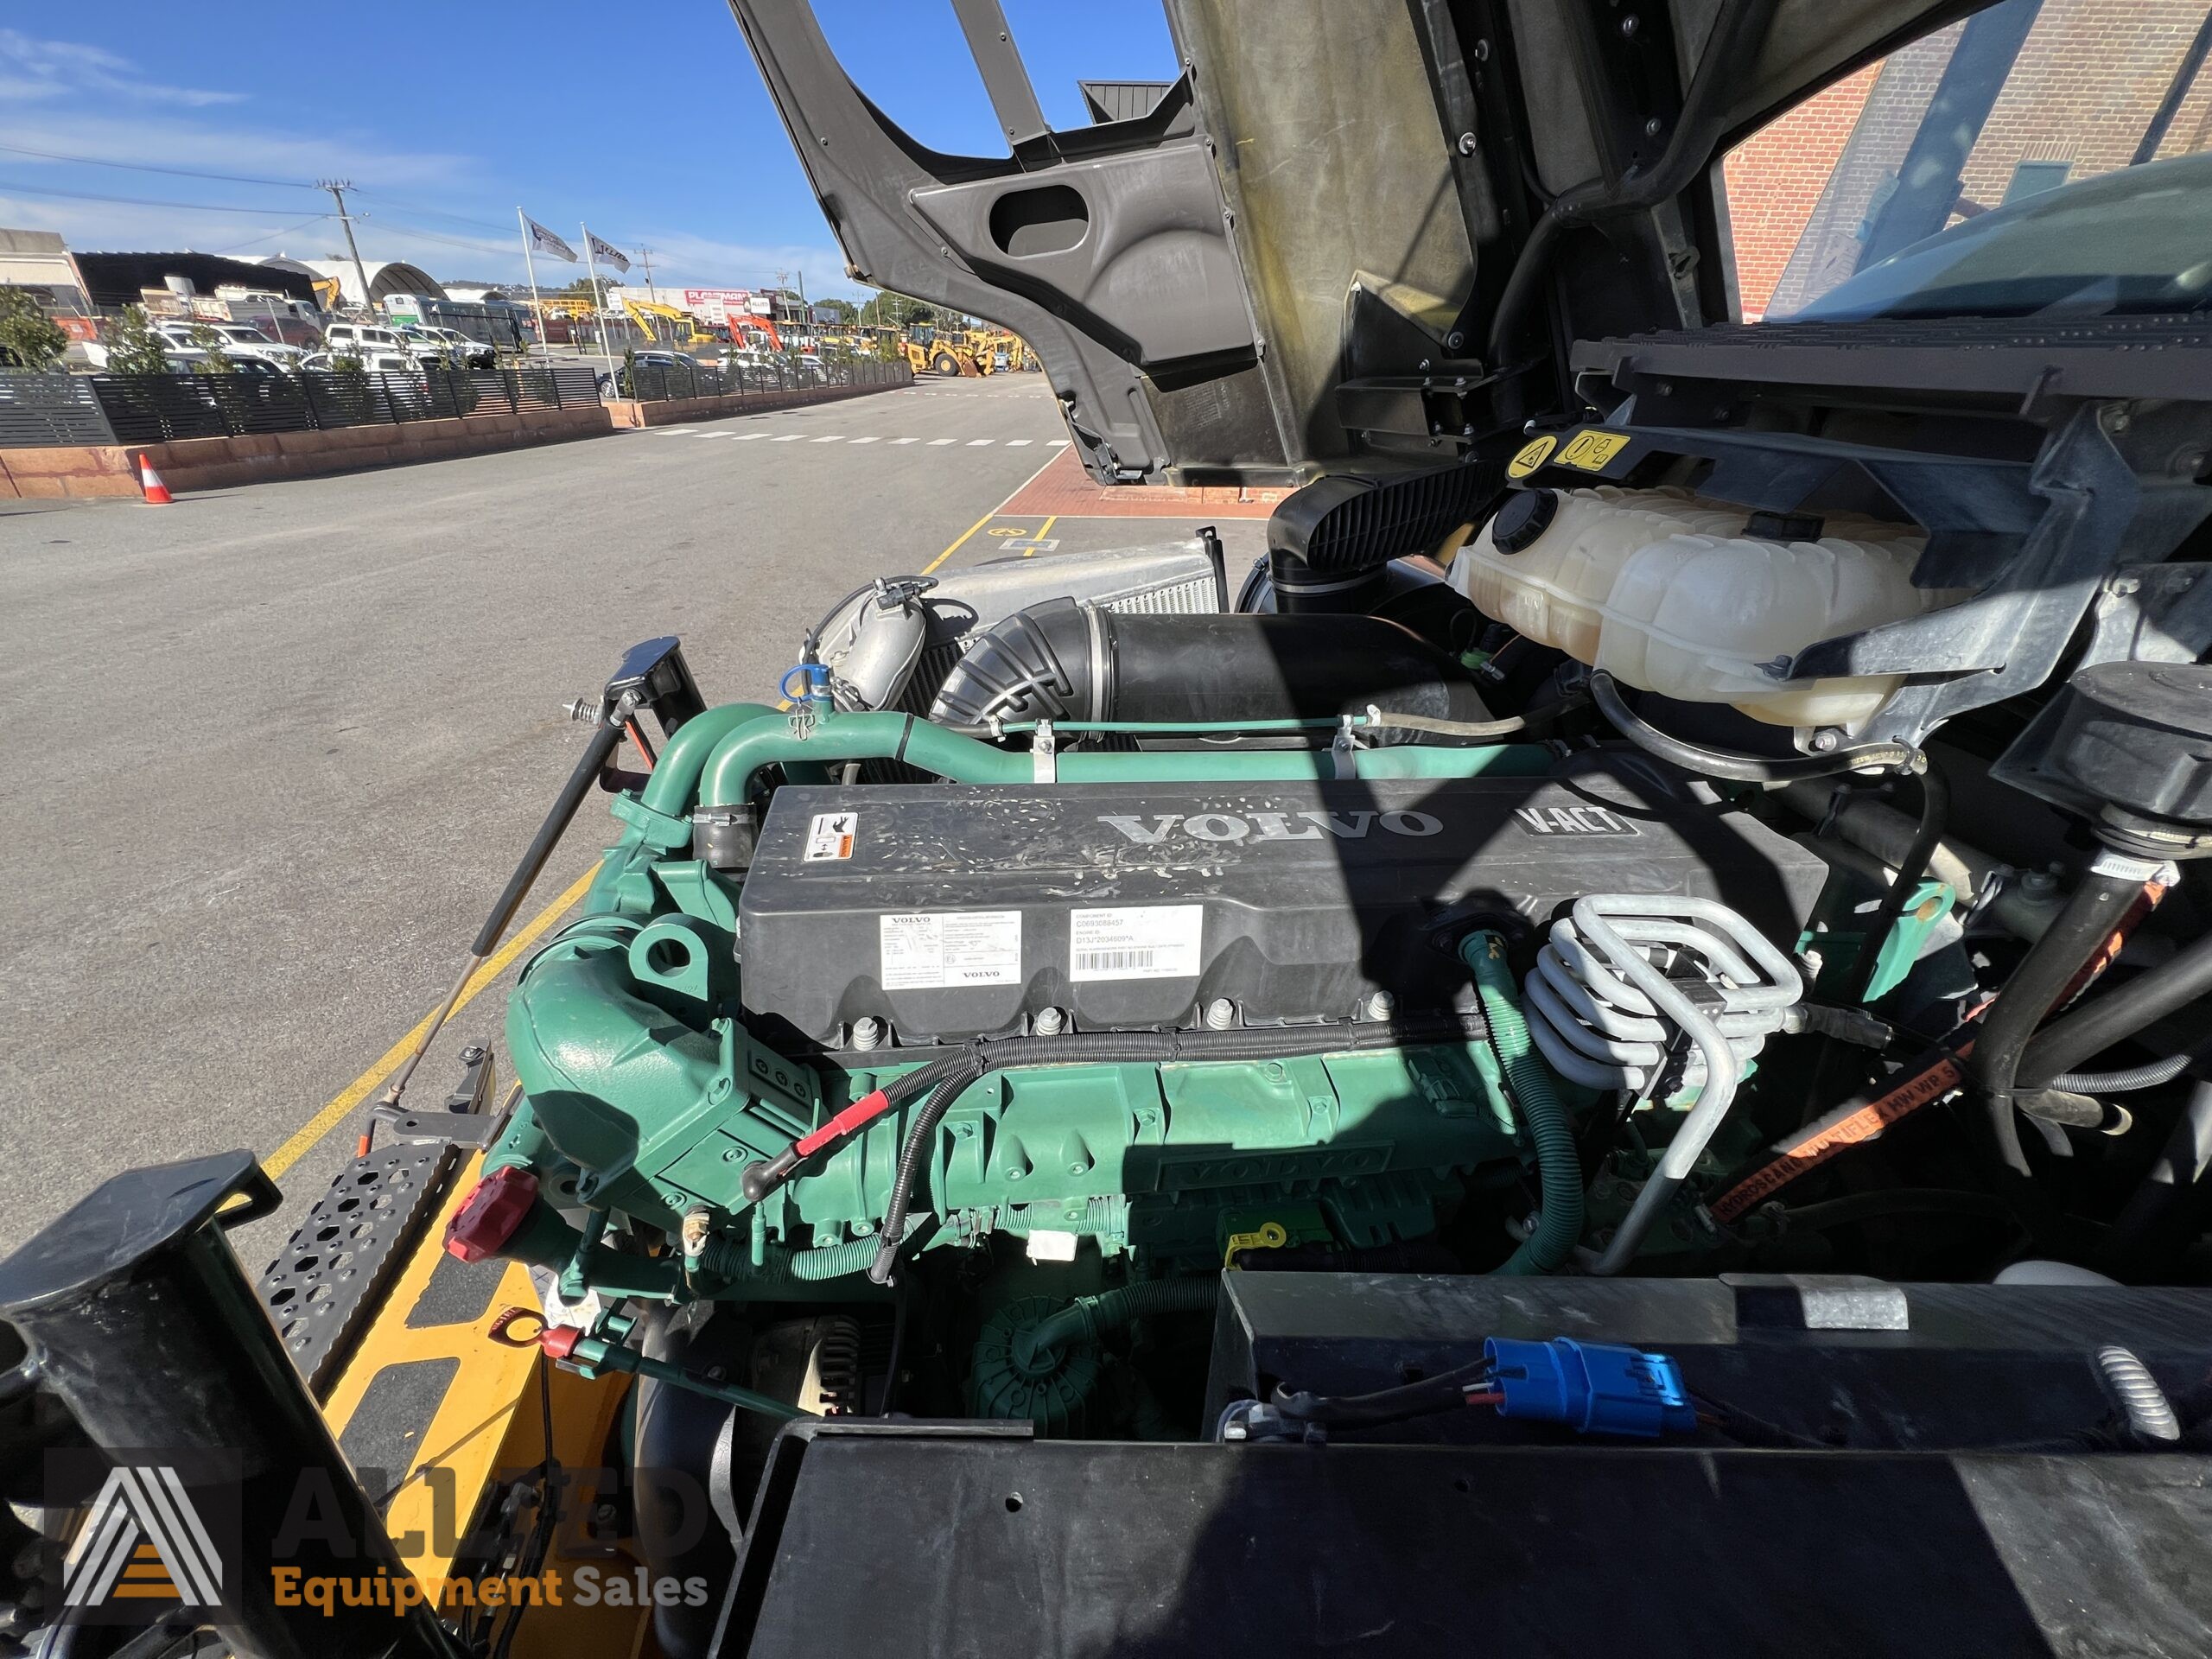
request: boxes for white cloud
[607,231,865,302]
[0,112,467,193]
[0,29,244,107]
[0,29,864,301]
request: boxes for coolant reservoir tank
[1450,485,1942,729]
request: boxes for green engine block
[492,906,1524,1278]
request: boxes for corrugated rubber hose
[1018,1276,1222,1369]
[2095,1345,2182,1442]
[1463,931,1583,1274]
[868,1063,982,1283]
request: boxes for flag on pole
[586,231,631,274]
[523,216,578,262]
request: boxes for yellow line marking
[919,506,1001,575]
[260,863,600,1181]
[1021,512,1058,557]
[918,452,1064,575]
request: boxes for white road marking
[1048,439,1070,447]
[693,432,729,438]
[890,437,918,444]
[966,438,994,446]
[652,429,696,436]
[734,432,767,440]
[772,434,806,442]
[847,435,879,444]
[812,435,845,442]
[927,438,957,446]
[1005,438,1032,446]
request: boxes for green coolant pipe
[686,709,1546,810]
[1461,931,1582,1274]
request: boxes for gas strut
[377,638,705,1114]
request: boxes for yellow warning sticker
[1507,435,1556,478]
[1556,429,1632,472]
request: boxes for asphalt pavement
[0,373,1263,1264]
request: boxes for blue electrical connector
[1481,1337,1697,1438]
[779,662,833,703]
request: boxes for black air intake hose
[929,600,1492,731]
[1265,461,1507,615]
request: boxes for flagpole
[580,222,613,365]
[517,206,550,363]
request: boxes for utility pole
[637,245,657,304]
[319,179,373,315]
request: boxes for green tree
[103,305,172,374]
[186,321,236,375]
[814,296,859,326]
[0,285,69,372]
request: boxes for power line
[0,140,317,189]
[213,213,333,254]
[355,215,516,258]
[0,177,327,214]
[346,190,512,237]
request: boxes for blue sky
[0,1,1179,299]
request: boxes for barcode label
[1069,906,1201,982]
[1075,948,1155,975]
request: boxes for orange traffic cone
[138,456,173,505]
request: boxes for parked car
[301,348,418,375]
[397,326,496,370]
[596,350,702,398]
[322,322,416,364]
[154,320,305,370]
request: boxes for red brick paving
[1000,446,1288,519]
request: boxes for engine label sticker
[879,911,1021,988]
[1507,434,1556,478]
[1069,906,1204,981]
[804,810,858,861]
[1515,804,1640,836]
[1555,429,1632,472]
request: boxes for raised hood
[729,0,1971,486]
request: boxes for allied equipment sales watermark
[45,1448,712,1624]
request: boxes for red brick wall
[1961,0,2212,205]
[1722,61,1880,320]
[1722,0,2212,320]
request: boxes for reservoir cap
[1490,487,1558,554]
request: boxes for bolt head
[1457,131,1478,156]
[1644,116,1664,137]
[1809,729,1841,753]
[1621,14,1640,35]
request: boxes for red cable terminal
[444,1165,539,1262]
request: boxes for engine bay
[426,321,2212,1582]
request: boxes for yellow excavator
[622,298,718,350]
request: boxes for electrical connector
[1480,1336,1696,1438]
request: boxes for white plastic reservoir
[1449,485,1948,730]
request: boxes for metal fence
[0,374,112,447]
[0,367,604,447]
[616,356,910,402]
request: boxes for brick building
[1723,0,2212,319]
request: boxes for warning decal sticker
[880,911,1022,989]
[1506,435,1556,478]
[1555,429,1632,472]
[804,811,858,861]
[1069,906,1204,982]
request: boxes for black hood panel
[729,0,1966,486]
